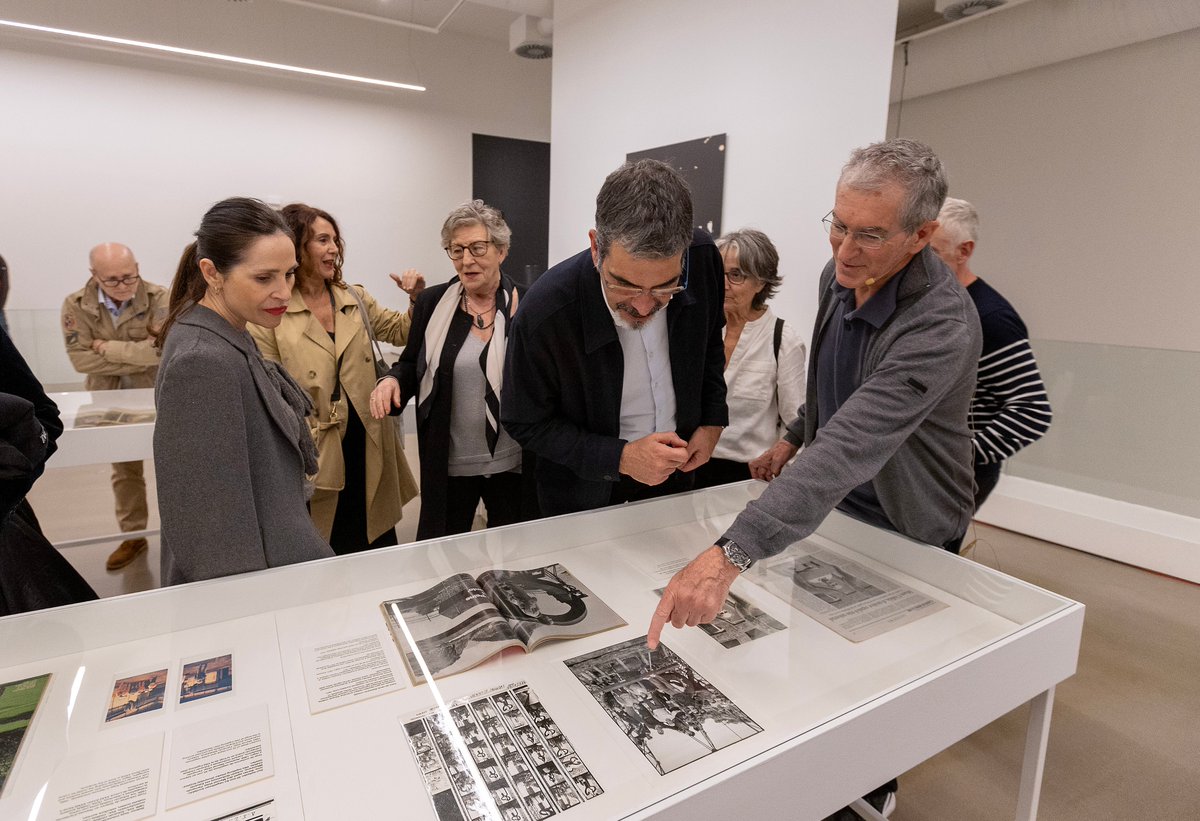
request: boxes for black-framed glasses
[97,274,140,288]
[445,241,493,260]
[821,210,893,250]
[724,267,756,286]
[599,250,689,300]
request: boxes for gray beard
[612,304,661,330]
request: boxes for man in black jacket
[501,159,728,515]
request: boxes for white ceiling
[269,0,549,40]
[275,0,953,44]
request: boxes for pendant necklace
[462,293,496,330]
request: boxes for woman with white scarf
[370,200,531,539]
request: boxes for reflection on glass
[1009,339,1198,517]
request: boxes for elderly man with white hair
[650,138,985,818]
[930,196,1053,511]
[652,140,982,641]
[62,243,168,570]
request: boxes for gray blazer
[154,305,333,585]
[726,245,982,556]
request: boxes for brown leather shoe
[106,538,148,571]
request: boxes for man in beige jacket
[61,243,168,570]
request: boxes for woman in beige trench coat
[251,203,421,552]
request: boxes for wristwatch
[715,536,754,572]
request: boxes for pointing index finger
[646,587,675,650]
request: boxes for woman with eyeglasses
[369,200,533,539]
[249,203,422,554]
[692,229,806,489]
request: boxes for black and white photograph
[791,556,883,606]
[478,563,625,645]
[565,638,762,776]
[752,547,949,642]
[403,682,603,821]
[655,587,787,649]
[383,564,625,683]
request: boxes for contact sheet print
[404,683,602,821]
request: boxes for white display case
[0,483,1083,820]
[46,388,416,469]
[49,388,158,468]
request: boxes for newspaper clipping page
[752,546,947,642]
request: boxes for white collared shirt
[598,275,677,442]
[712,309,807,463]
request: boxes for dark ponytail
[156,197,293,348]
[156,242,204,349]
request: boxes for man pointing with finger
[501,159,728,516]
[650,138,981,646]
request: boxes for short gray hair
[594,159,693,261]
[716,229,782,311]
[440,199,512,251]
[839,138,948,234]
[937,196,979,245]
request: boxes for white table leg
[1015,686,1055,820]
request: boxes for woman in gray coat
[154,197,333,584]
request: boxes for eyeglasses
[724,268,756,286]
[599,252,690,300]
[97,274,140,288]
[445,241,493,260]
[821,211,895,250]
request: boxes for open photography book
[72,407,157,428]
[382,563,625,684]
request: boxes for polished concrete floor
[29,453,422,599]
[892,524,1198,821]
[26,466,1200,820]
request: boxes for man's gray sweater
[724,245,982,557]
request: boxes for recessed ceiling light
[0,17,426,91]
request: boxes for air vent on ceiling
[510,15,552,59]
[935,0,1006,21]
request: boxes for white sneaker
[878,791,896,817]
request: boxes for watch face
[722,541,752,571]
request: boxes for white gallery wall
[547,0,900,341]
[889,5,1200,354]
[886,0,1200,579]
[0,0,551,381]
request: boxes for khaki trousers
[111,460,148,532]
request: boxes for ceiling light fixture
[0,18,426,91]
